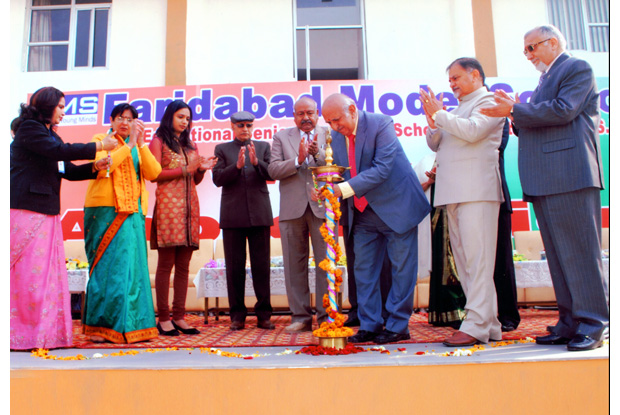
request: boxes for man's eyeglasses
[523,38,551,55]
[115,116,134,124]
[235,122,253,128]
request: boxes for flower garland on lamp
[310,131,354,346]
[312,188,353,339]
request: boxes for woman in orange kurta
[149,100,216,336]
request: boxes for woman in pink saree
[10,87,115,350]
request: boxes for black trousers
[493,208,521,328]
[223,227,273,322]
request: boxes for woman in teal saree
[82,103,162,343]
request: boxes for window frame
[292,0,368,81]
[547,0,608,52]
[24,0,112,72]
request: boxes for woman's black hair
[155,100,195,154]
[110,103,139,121]
[10,117,20,136]
[17,86,65,127]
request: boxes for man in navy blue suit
[482,25,608,351]
[321,93,431,344]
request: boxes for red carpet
[70,308,557,349]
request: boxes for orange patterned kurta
[151,142,200,250]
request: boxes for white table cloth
[193,266,348,299]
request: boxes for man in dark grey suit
[268,97,328,332]
[482,25,608,351]
[213,111,275,331]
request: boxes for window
[547,0,608,52]
[294,0,367,80]
[26,0,112,72]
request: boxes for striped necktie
[538,71,547,87]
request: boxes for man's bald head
[322,94,358,137]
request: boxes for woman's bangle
[96,141,102,152]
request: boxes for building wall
[492,0,609,78]
[8,0,609,122]
[365,0,476,80]
[9,0,168,118]
[185,0,295,85]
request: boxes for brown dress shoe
[230,321,245,330]
[443,330,480,347]
[257,319,275,330]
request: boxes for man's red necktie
[347,134,368,212]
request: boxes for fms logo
[59,93,99,126]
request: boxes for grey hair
[526,25,567,50]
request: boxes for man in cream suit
[268,97,328,331]
[421,58,505,346]
[481,25,608,351]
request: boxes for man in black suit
[213,111,275,331]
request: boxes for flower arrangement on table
[270,256,284,267]
[66,258,89,270]
[312,186,354,338]
[512,253,526,262]
[205,259,227,268]
[205,259,219,268]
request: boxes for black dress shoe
[230,320,245,330]
[348,330,380,343]
[157,322,180,336]
[374,330,410,344]
[501,324,516,332]
[172,321,200,335]
[567,334,603,351]
[344,318,360,327]
[535,333,571,345]
[257,320,275,330]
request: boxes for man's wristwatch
[431,111,438,121]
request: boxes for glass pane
[586,0,608,24]
[32,0,71,5]
[30,9,70,42]
[297,28,363,80]
[296,29,308,80]
[296,0,360,26]
[76,0,112,3]
[93,9,108,66]
[74,10,91,67]
[28,45,68,71]
[589,26,608,52]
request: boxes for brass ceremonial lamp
[310,130,350,349]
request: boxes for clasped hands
[236,142,258,169]
[186,154,218,175]
[419,88,445,129]
[298,135,319,165]
[479,89,521,120]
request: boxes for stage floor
[10,339,609,371]
[11,340,611,415]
